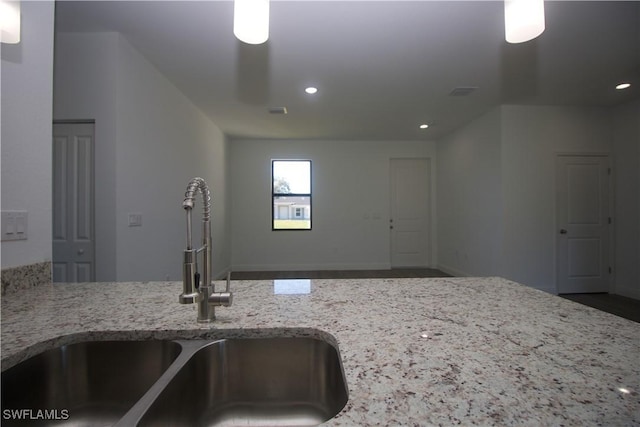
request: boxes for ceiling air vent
[269,107,288,115]
[449,87,478,97]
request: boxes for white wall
[436,105,615,294]
[501,105,612,293]
[53,32,118,280]
[1,1,55,269]
[54,33,230,281]
[10,8,635,293]
[436,108,503,277]
[612,100,640,299]
[230,139,437,271]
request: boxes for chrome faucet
[180,177,232,323]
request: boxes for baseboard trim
[231,262,392,272]
[613,287,640,300]
[436,264,469,277]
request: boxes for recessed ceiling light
[616,83,631,90]
[419,124,429,129]
[305,87,318,95]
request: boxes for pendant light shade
[234,0,270,45]
[0,0,20,44]
[504,0,545,44]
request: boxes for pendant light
[234,0,270,45]
[0,0,20,44]
[504,0,545,44]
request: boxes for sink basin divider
[114,340,221,427]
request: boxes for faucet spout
[179,177,232,323]
[183,177,211,252]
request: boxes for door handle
[78,249,85,255]
[559,229,567,234]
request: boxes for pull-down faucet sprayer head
[183,177,211,220]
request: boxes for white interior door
[52,122,95,282]
[556,155,610,294]
[390,158,430,268]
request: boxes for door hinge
[608,217,612,225]
[608,168,611,175]
[609,266,612,274]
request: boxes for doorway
[556,154,611,293]
[52,121,96,282]
[389,158,430,268]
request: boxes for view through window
[272,160,311,230]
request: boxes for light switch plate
[128,213,143,227]
[1,211,28,241]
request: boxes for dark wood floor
[230,268,451,280]
[560,293,640,323]
[231,269,640,323]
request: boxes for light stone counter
[1,277,639,425]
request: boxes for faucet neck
[183,177,211,221]
[182,177,213,296]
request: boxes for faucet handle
[207,271,233,307]
[209,291,232,307]
[217,271,233,306]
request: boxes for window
[272,160,311,230]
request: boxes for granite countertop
[1,277,639,425]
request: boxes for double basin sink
[1,336,349,426]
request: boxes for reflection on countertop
[274,279,311,295]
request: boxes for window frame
[271,159,312,231]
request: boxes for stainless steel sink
[1,336,348,427]
[138,337,349,427]
[1,340,182,426]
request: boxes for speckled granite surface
[1,277,639,426]
[1,261,51,296]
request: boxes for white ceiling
[54,1,640,141]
